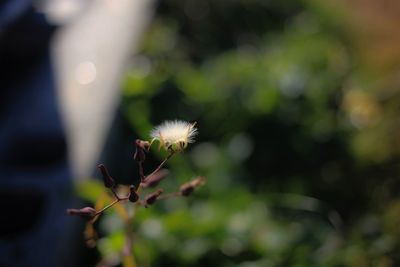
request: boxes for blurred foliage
[83,0,400,266]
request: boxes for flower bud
[179,176,206,196]
[136,139,151,150]
[97,164,115,188]
[67,207,97,219]
[180,184,194,196]
[129,186,139,203]
[134,139,149,162]
[141,169,169,188]
[144,189,163,206]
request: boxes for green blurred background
[85,0,400,266]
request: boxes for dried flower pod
[141,169,169,188]
[136,139,151,150]
[129,186,139,203]
[180,184,194,196]
[179,176,206,196]
[144,189,164,206]
[134,139,151,162]
[97,164,115,188]
[67,207,97,219]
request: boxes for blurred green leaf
[75,179,105,203]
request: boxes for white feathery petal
[150,120,198,151]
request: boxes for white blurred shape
[40,0,91,25]
[53,0,155,179]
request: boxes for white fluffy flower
[150,120,198,152]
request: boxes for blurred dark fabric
[0,1,77,267]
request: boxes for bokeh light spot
[74,61,97,85]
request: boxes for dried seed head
[129,186,139,203]
[144,189,164,206]
[141,169,169,188]
[180,176,206,196]
[150,120,198,152]
[97,164,115,188]
[67,207,97,219]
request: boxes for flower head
[150,120,198,152]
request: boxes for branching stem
[94,196,129,217]
[138,162,145,181]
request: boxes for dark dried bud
[144,189,163,206]
[129,186,139,203]
[67,207,97,219]
[180,184,194,196]
[141,169,169,188]
[98,164,115,188]
[134,139,149,162]
[136,139,151,151]
[179,176,206,196]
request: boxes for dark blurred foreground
[0,2,80,266]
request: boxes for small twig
[110,187,121,200]
[145,152,174,180]
[94,197,129,217]
[94,199,119,216]
[138,162,145,181]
